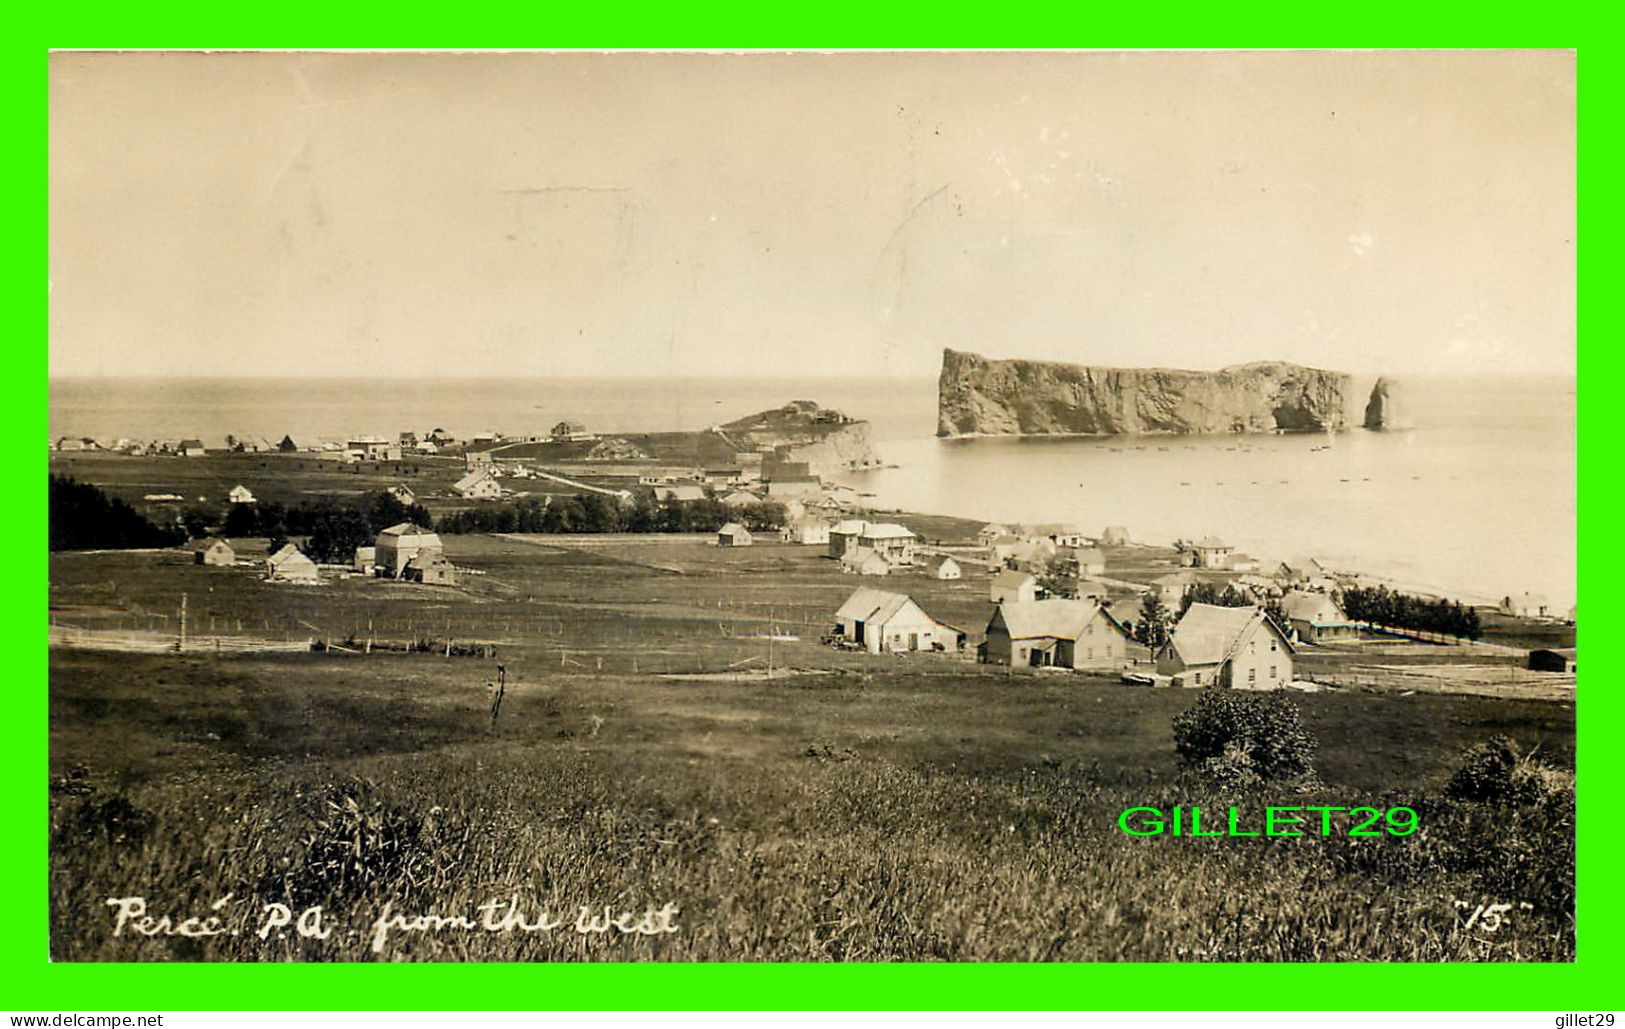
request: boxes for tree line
[49,475,186,551]
[433,495,787,536]
[1339,584,1482,640]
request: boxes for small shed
[1527,647,1577,673]
[926,555,962,580]
[228,484,256,505]
[353,545,377,575]
[193,538,235,566]
[841,547,891,576]
[718,523,754,547]
[265,544,319,584]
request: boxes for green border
[20,17,1601,1011]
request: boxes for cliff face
[778,421,882,476]
[1363,377,1406,430]
[937,349,1356,437]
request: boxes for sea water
[49,374,1575,607]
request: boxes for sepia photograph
[47,49,1576,962]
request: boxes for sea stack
[1363,377,1405,430]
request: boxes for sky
[49,50,1576,379]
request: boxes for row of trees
[433,495,788,536]
[1340,584,1482,640]
[49,475,186,551]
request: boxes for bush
[1445,735,1573,807]
[1171,690,1318,784]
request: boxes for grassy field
[48,531,1576,962]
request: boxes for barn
[833,587,964,654]
[980,598,1128,669]
[718,523,753,547]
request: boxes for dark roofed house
[981,598,1127,669]
[1527,647,1576,673]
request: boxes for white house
[782,518,832,545]
[833,587,964,654]
[840,547,891,576]
[453,469,503,500]
[374,523,444,578]
[1156,604,1294,689]
[227,485,256,505]
[387,484,416,505]
[193,538,236,566]
[990,569,1040,605]
[1189,536,1234,569]
[1280,590,1359,642]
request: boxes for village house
[717,523,753,547]
[977,523,1013,544]
[980,598,1127,670]
[347,437,400,461]
[833,587,965,655]
[227,484,256,505]
[277,434,314,453]
[1188,536,1234,569]
[1100,525,1131,546]
[1527,647,1577,673]
[551,421,595,442]
[987,533,1025,569]
[1152,571,1199,607]
[1048,529,1090,548]
[990,569,1040,605]
[1068,546,1107,577]
[353,545,377,575]
[840,547,891,576]
[374,523,444,578]
[178,439,207,458]
[387,484,416,505]
[782,518,832,545]
[858,522,918,565]
[193,538,235,566]
[1280,591,1359,643]
[1156,603,1294,689]
[925,555,962,580]
[265,543,320,584]
[828,519,869,559]
[403,551,458,585]
[704,467,746,487]
[1007,537,1058,571]
[721,490,761,508]
[453,468,503,500]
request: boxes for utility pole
[178,592,187,653]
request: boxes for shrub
[1445,735,1573,807]
[1171,689,1318,784]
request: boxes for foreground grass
[49,652,1573,961]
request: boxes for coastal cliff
[937,349,1357,437]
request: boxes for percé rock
[1363,377,1406,430]
[937,349,1356,437]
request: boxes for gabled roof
[1280,590,1344,624]
[718,522,750,535]
[836,587,911,623]
[831,519,869,534]
[378,521,436,538]
[405,550,453,569]
[926,554,960,572]
[861,522,916,540]
[1194,536,1231,549]
[994,598,1113,641]
[454,469,498,491]
[1168,603,1293,666]
[993,569,1036,589]
[267,543,312,567]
